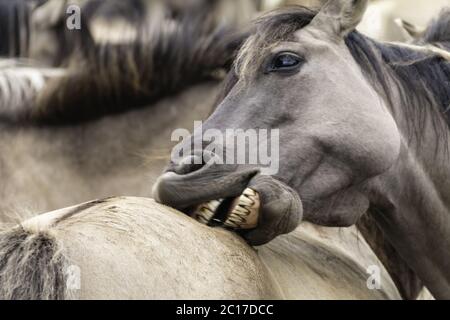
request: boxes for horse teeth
[193,199,223,225]
[224,220,239,229]
[203,199,223,213]
[196,214,210,225]
[199,209,214,220]
[225,188,260,230]
[233,206,250,216]
[243,188,257,197]
[192,189,260,230]
[228,212,245,222]
[238,195,253,207]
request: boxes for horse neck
[367,66,450,299]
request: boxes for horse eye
[268,53,303,73]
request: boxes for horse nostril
[172,155,205,175]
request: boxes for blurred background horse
[0,0,447,300]
[0,1,250,218]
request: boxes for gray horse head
[153,0,401,245]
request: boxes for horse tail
[0,226,70,300]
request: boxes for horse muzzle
[153,155,303,245]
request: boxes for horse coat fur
[0,197,402,300]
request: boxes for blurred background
[2,0,450,67]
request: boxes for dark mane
[82,0,147,22]
[420,8,450,49]
[0,0,34,57]
[30,8,245,125]
[236,6,450,143]
[346,33,450,144]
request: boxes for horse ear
[395,19,426,41]
[310,0,369,37]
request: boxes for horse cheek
[305,189,370,227]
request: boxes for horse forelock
[234,6,316,80]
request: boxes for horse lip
[152,168,260,208]
[152,171,178,203]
